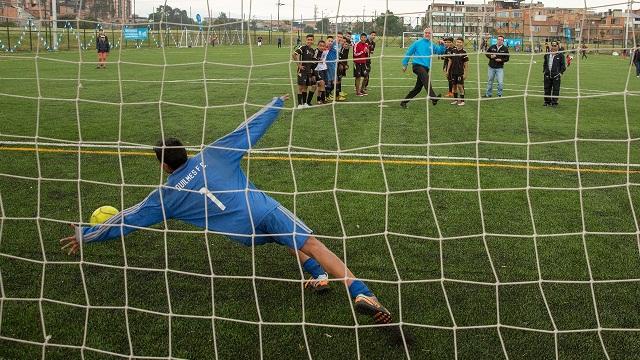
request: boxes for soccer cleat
[356,92,365,97]
[297,104,306,109]
[431,94,441,106]
[304,273,330,293]
[336,95,347,101]
[399,101,407,109]
[450,100,459,105]
[354,294,392,324]
[457,101,465,106]
[339,91,348,97]
[447,91,454,97]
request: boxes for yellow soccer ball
[89,206,119,226]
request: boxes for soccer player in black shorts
[363,31,376,94]
[353,33,370,96]
[337,33,350,99]
[293,34,318,108]
[447,37,469,106]
[443,37,455,97]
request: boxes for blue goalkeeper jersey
[79,97,286,246]
[326,43,338,81]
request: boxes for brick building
[428,0,494,37]
[1,0,131,23]
[425,0,638,49]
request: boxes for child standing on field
[96,29,110,69]
[447,37,469,106]
[566,52,573,67]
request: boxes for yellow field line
[2,146,639,175]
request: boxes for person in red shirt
[352,33,370,96]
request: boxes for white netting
[0,0,640,358]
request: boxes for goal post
[1,0,640,358]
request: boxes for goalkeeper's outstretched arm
[60,190,166,255]
[204,95,289,161]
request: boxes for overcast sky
[134,0,639,20]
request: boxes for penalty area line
[1,146,639,175]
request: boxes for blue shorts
[248,205,313,250]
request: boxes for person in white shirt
[314,40,329,104]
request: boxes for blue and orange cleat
[304,273,330,294]
[354,294,393,324]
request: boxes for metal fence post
[29,19,32,51]
[6,19,11,50]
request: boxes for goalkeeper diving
[59,95,392,325]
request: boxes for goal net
[402,32,424,48]
[0,0,639,358]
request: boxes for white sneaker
[303,103,311,108]
[297,104,305,109]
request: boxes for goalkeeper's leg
[287,248,330,293]
[300,236,392,324]
[259,206,391,324]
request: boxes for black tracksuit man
[543,44,566,106]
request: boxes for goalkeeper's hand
[279,94,290,101]
[60,224,79,256]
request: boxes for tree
[373,10,404,36]
[304,25,315,33]
[148,5,194,25]
[91,0,114,19]
[80,17,99,29]
[212,12,229,25]
[316,17,330,34]
[57,14,77,27]
[351,21,374,34]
